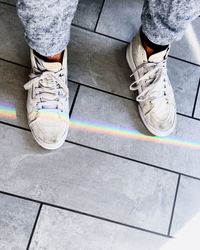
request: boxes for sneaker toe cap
[145,105,176,135]
[30,117,69,146]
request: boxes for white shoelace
[129,60,171,109]
[24,70,69,112]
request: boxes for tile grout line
[192,78,200,117]
[26,203,43,250]
[0,1,15,7]
[95,30,128,44]
[72,23,95,33]
[94,0,106,32]
[0,190,172,239]
[69,83,80,117]
[1,56,200,122]
[69,79,135,101]
[168,55,200,68]
[66,140,200,182]
[167,174,181,236]
[0,57,30,69]
[177,112,200,121]
[70,81,200,119]
[72,23,129,44]
[0,121,30,132]
[1,119,200,182]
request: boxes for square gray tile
[97,0,200,65]
[0,59,78,128]
[0,123,178,233]
[29,205,171,250]
[0,3,30,66]
[68,26,132,98]
[69,86,200,179]
[97,0,143,42]
[0,194,39,250]
[167,58,200,116]
[0,60,29,128]
[73,0,104,30]
[171,176,200,244]
[170,18,200,66]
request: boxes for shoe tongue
[148,49,168,63]
[35,55,62,73]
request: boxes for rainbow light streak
[32,110,69,121]
[0,103,199,151]
[69,119,200,151]
[0,101,16,120]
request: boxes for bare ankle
[34,50,63,63]
[140,30,169,59]
[142,40,155,58]
[46,52,63,63]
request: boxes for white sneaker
[126,32,177,136]
[24,49,69,150]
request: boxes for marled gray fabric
[17,0,200,55]
[17,0,78,56]
[142,0,200,45]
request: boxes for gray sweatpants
[17,0,200,56]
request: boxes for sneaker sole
[126,43,176,137]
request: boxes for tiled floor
[0,0,200,249]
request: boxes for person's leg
[126,0,200,136]
[17,0,78,150]
[17,0,78,58]
[141,0,200,47]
